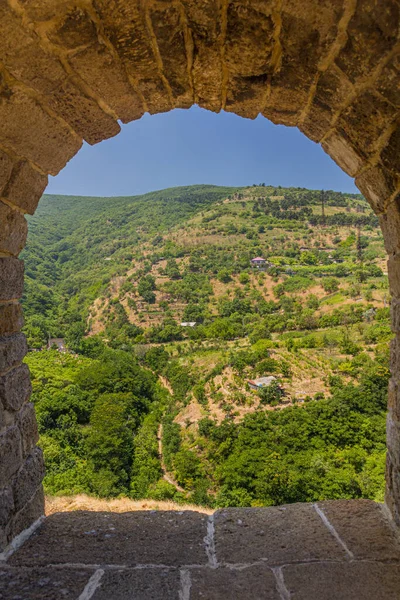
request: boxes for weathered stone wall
[0,0,398,547]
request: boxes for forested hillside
[23,184,390,506]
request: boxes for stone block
[317,499,400,561]
[356,163,400,215]
[0,304,24,337]
[2,161,47,215]
[337,92,397,163]
[390,336,400,377]
[150,3,193,109]
[18,0,72,22]
[46,78,121,146]
[91,568,180,600]
[381,126,400,176]
[321,130,365,177]
[386,455,400,525]
[0,333,28,375]
[0,2,68,97]
[47,7,98,50]
[10,510,208,567]
[0,150,13,194]
[0,566,92,600]
[379,197,400,254]
[387,413,400,469]
[0,487,14,528]
[8,485,44,541]
[283,561,400,600]
[176,0,223,112]
[0,426,22,482]
[12,447,45,513]
[376,52,400,108]
[301,66,354,143]
[391,299,400,332]
[69,44,144,124]
[189,565,280,600]
[17,402,39,457]
[335,0,399,83]
[213,504,346,565]
[94,0,172,115]
[388,378,400,421]
[0,364,31,412]
[0,85,82,176]
[0,257,24,301]
[0,3,120,147]
[0,201,27,256]
[388,255,400,298]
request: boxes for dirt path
[158,375,174,396]
[157,423,185,494]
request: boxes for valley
[22,184,389,508]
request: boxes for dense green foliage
[23,184,389,507]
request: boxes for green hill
[22,183,390,506]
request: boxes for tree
[217,268,232,283]
[258,380,283,406]
[322,277,339,294]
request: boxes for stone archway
[0,0,399,549]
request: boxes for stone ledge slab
[0,566,92,600]
[317,499,400,561]
[189,565,281,600]
[283,561,400,600]
[213,504,347,565]
[10,510,209,567]
[92,568,180,600]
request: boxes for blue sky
[47,105,357,197]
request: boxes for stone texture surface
[0,257,24,301]
[283,561,400,600]
[214,503,346,565]
[0,426,22,483]
[17,402,39,457]
[0,201,27,256]
[0,333,28,375]
[0,0,399,551]
[317,500,400,560]
[10,511,208,567]
[12,447,45,513]
[0,566,92,599]
[1,160,48,215]
[5,501,400,599]
[189,565,281,600]
[92,568,181,600]
[0,304,24,337]
[9,486,44,543]
[0,364,31,412]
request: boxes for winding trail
[157,423,185,494]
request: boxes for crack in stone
[272,566,291,600]
[76,568,104,600]
[313,503,354,560]
[179,568,192,600]
[204,514,218,569]
[0,515,45,562]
